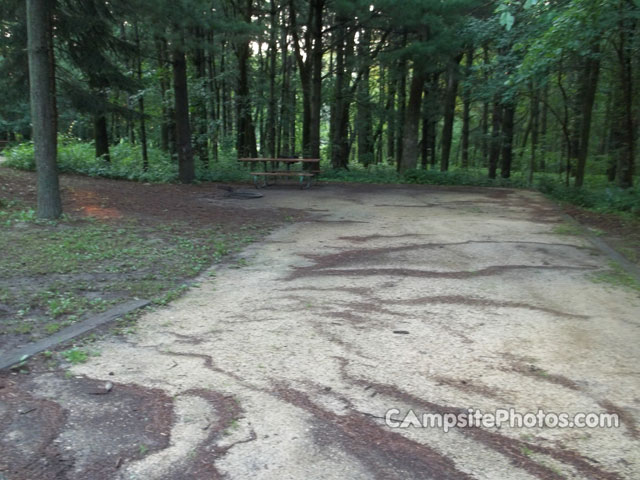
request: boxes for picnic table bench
[238,157,321,189]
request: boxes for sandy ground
[4,184,640,479]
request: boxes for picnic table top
[238,157,320,163]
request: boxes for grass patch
[0,197,273,347]
[590,262,640,292]
[521,446,534,457]
[618,246,639,263]
[60,348,89,365]
[551,223,584,236]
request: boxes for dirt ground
[2,176,640,479]
[0,168,304,353]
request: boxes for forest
[0,0,638,218]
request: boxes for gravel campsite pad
[2,176,640,479]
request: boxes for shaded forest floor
[0,167,304,356]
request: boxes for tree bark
[156,38,171,153]
[279,46,292,157]
[94,113,110,162]
[461,47,473,169]
[481,45,489,166]
[386,69,396,162]
[395,42,407,168]
[574,46,600,187]
[235,0,258,158]
[540,83,548,171]
[500,102,515,178]
[206,32,219,162]
[289,0,323,159]
[192,27,209,167]
[266,0,278,158]
[398,69,425,172]
[488,100,502,179]
[529,85,539,185]
[309,0,324,159]
[356,29,373,166]
[134,24,148,171]
[27,0,62,219]
[172,36,195,183]
[420,85,429,169]
[329,17,352,169]
[613,6,635,189]
[441,54,462,171]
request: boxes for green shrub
[4,136,178,183]
[4,139,639,216]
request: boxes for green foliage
[5,135,639,216]
[5,136,178,182]
[320,163,528,187]
[61,348,89,364]
[536,177,640,215]
[591,262,640,291]
[551,223,583,236]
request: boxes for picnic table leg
[253,174,267,189]
[299,174,312,190]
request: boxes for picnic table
[238,157,321,189]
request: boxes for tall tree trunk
[614,6,636,188]
[290,76,296,156]
[356,28,373,166]
[421,73,439,169]
[461,47,473,169]
[221,43,230,137]
[172,35,195,183]
[94,113,110,162]
[421,85,429,169]
[399,69,425,172]
[206,32,219,162]
[500,102,515,178]
[256,42,266,157]
[428,73,440,168]
[441,54,462,171]
[575,46,600,187]
[309,0,324,159]
[156,38,171,153]
[481,45,490,166]
[529,84,539,185]
[266,0,278,158]
[603,89,617,181]
[279,48,292,157]
[375,66,386,164]
[27,0,61,219]
[235,1,258,158]
[386,69,396,162]
[330,17,351,169]
[134,24,148,171]
[192,27,209,167]
[540,83,548,171]
[395,49,407,168]
[488,100,502,179]
[289,0,311,157]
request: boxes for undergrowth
[4,137,639,216]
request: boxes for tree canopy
[1,0,638,217]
